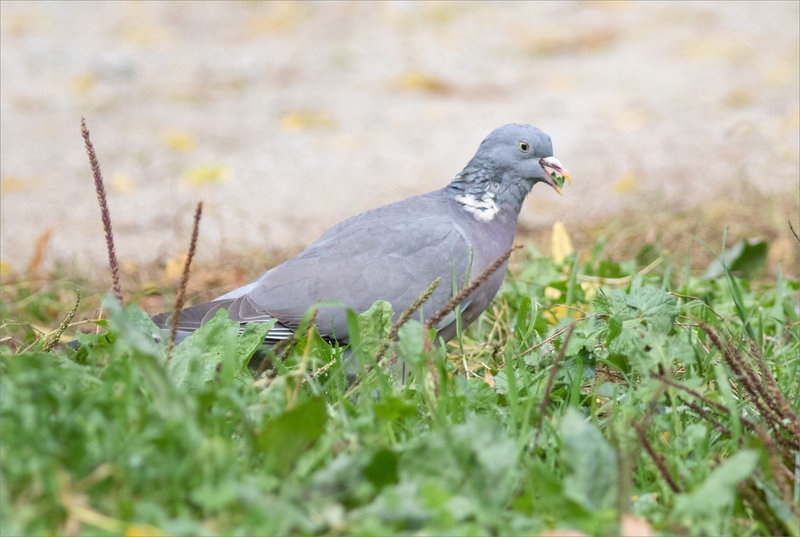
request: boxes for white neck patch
[455,192,498,222]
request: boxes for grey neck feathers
[447,163,531,217]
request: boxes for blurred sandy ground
[1,1,797,273]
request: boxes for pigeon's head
[450,123,570,219]
[476,123,570,194]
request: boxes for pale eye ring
[518,140,530,153]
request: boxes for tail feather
[151,299,295,343]
[151,299,233,331]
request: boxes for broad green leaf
[624,287,679,333]
[237,320,276,367]
[257,397,327,476]
[559,409,617,510]
[167,308,239,392]
[364,448,399,490]
[401,414,518,507]
[594,287,678,332]
[594,287,680,372]
[398,320,427,368]
[103,295,162,358]
[358,300,394,338]
[701,239,768,280]
[354,299,394,357]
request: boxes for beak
[539,156,571,195]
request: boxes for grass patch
[2,230,798,535]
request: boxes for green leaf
[626,287,679,333]
[346,306,362,351]
[607,315,622,342]
[359,300,394,337]
[103,295,162,358]
[364,448,399,490]
[237,320,276,368]
[514,295,532,340]
[701,239,768,280]
[559,409,617,510]
[400,414,519,507]
[167,308,239,392]
[594,287,681,373]
[398,320,427,368]
[635,243,660,268]
[674,450,759,534]
[373,396,418,422]
[257,397,328,476]
[597,259,624,279]
[594,287,678,333]
[355,300,394,359]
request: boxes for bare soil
[1,2,798,278]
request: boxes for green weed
[2,239,798,536]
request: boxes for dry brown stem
[166,201,203,359]
[81,118,122,303]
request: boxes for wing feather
[243,191,474,339]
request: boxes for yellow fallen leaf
[111,172,137,192]
[525,29,616,56]
[544,287,561,300]
[181,165,232,187]
[0,261,15,275]
[1,176,27,193]
[544,305,570,325]
[393,71,453,95]
[550,221,574,263]
[165,252,188,281]
[722,88,753,108]
[161,129,196,153]
[580,281,600,301]
[543,286,569,325]
[613,173,637,195]
[72,73,95,95]
[280,110,337,130]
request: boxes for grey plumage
[153,123,569,347]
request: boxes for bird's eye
[518,141,530,153]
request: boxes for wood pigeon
[153,123,570,348]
